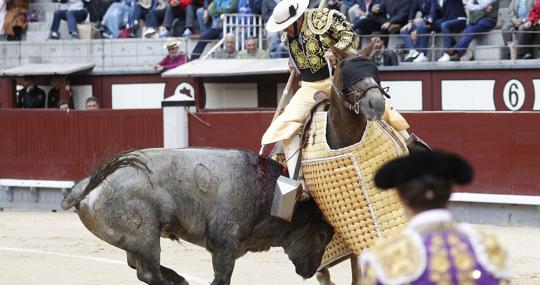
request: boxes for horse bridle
[326,56,390,115]
[340,85,390,115]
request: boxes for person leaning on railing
[500,0,535,60]
[443,0,500,62]
[516,0,540,59]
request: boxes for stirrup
[406,133,432,152]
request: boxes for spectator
[128,0,155,37]
[348,0,380,31]
[501,0,534,59]
[362,150,510,284]
[362,33,399,65]
[48,0,88,40]
[237,37,269,58]
[190,0,239,60]
[184,0,205,36]
[101,0,135,38]
[262,0,287,58]
[160,0,191,37]
[195,0,213,36]
[213,32,238,58]
[340,0,355,21]
[86,96,100,109]
[354,0,411,47]
[58,100,71,111]
[0,0,7,38]
[143,0,167,37]
[3,0,29,41]
[399,0,431,62]
[87,0,114,32]
[442,0,500,61]
[517,0,540,59]
[155,38,188,71]
[17,76,46,108]
[47,77,74,109]
[410,0,467,62]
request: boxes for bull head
[281,199,334,278]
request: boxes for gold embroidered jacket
[288,8,360,82]
[360,210,511,285]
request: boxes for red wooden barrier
[188,111,540,196]
[2,109,539,196]
[0,109,163,180]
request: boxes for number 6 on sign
[503,79,525,111]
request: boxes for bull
[62,148,334,285]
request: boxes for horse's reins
[326,56,390,115]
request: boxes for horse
[305,48,400,285]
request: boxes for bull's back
[127,148,281,244]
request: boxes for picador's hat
[266,0,309,32]
[374,150,474,190]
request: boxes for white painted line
[450,192,540,206]
[0,246,209,284]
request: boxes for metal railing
[370,29,540,61]
[221,14,265,51]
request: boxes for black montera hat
[374,150,474,190]
[341,57,381,90]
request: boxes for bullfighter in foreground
[361,150,511,284]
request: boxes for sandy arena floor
[1,211,539,285]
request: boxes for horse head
[331,47,387,121]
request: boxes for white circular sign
[502,79,525,111]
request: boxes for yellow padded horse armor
[301,112,409,267]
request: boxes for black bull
[62,148,334,285]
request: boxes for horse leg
[316,267,336,285]
[350,255,362,285]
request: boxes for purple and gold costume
[360,209,510,285]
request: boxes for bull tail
[61,150,152,210]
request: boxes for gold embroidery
[479,231,509,272]
[429,233,452,285]
[289,8,359,75]
[448,233,475,285]
[367,233,422,280]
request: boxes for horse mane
[84,150,153,193]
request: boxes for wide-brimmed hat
[266,0,309,33]
[166,38,180,49]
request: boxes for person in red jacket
[517,0,540,59]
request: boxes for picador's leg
[283,134,302,179]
